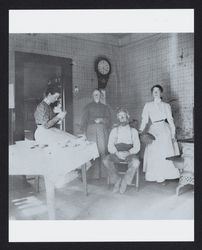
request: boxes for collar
[154,98,162,104]
[44,97,51,105]
[118,122,130,127]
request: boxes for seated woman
[34,82,76,146]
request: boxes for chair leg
[99,162,102,179]
[107,176,110,189]
[136,168,139,191]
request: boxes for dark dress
[34,101,59,128]
[34,100,75,145]
[81,101,111,178]
[81,101,111,156]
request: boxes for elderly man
[103,108,140,194]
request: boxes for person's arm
[129,129,141,155]
[139,103,149,132]
[166,103,176,139]
[108,128,118,154]
[80,104,89,134]
[35,103,61,129]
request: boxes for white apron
[143,121,180,182]
[34,126,76,146]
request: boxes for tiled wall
[9,33,194,138]
[9,34,121,134]
[118,33,194,138]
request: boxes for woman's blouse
[139,100,176,137]
[34,101,60,129]
[80,102,111,133]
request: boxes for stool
[176,171,194,196]
[177,141,194,196]
[107,162,139,191]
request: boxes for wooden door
[14,52,73,141]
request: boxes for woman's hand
[57,111,66,120]
[138,129,143,135]
[171,134,176,143]
[53,103,62,114]
[172,137,176,143]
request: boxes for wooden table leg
[81,164,88,196]
[44,176,55,219]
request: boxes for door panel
[14,52,73,141]
[24,62,62,134]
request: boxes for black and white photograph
[8,9,194,242]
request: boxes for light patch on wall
[9,83,15,109]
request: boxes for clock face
[97,60,110,75]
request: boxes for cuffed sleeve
[139,103,149,132]
[34,102,60,129]
[43,115,60,129]
[166,103,176,137]
[129,129,141,154]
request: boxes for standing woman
[139,85,180,183]
[80,89,112,178]
[34,83,76,145]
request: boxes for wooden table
[9,141,99,219]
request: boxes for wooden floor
[9,170,194,220]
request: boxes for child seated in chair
[103,108,140,194]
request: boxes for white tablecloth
[9,140,99,187]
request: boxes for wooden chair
[166,140,194,196]
[107,120,140,191]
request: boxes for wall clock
[95,57,111,89]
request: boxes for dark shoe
[120,179,128,194]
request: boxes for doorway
[14,52,73,141]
